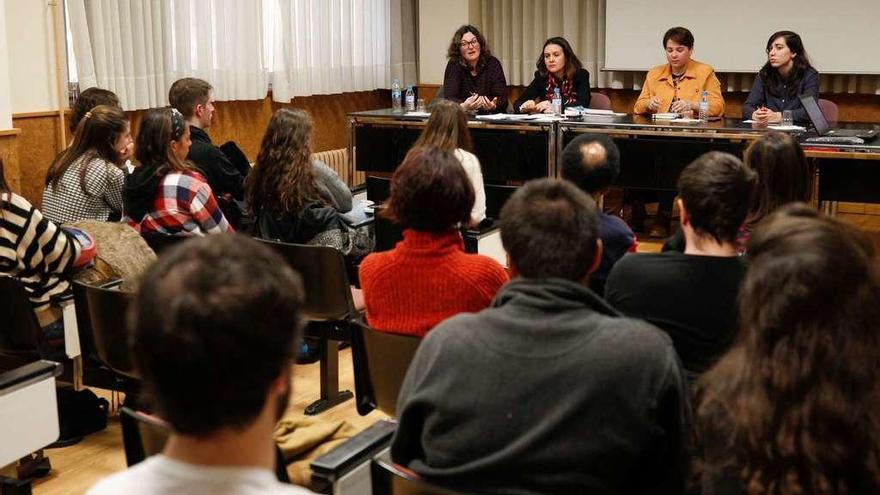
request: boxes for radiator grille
[311,148,365,188]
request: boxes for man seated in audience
[169,78,248,228]
[605,151,755,382]
[88,235,311,494]
[392,179,689,494]
[560,133,637,295]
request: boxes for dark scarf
[545,75,576,104]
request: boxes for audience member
[743,31,818,124]
[632,26,725,237]
[606,152,756,381]
[392,178,688,493]
[87,234,311,494]
[69,87,121,136]
[1,157,92,356]
[169,78,248,228]
[442,24,509,114]
[124,108,233,236]
[411,100,486,224]
[43,105,132,223]
[663,131,810,254]
[514,36,590,114]
[359,147,507,337]
[246,108,371,256]
[695,204,880,494]
[741,131,811,249]
[561,133,637,294]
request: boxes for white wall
[5,0,62,114]
[418,0,471,84]
[0,0,12,129]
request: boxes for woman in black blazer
[514,36,590,113]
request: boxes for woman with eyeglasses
[442,25,509,114]
[514,37,590,114]
[123,108,232,236]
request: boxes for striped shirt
[127,171,233,236]
[42,154,125,224]
[1,192,81,310]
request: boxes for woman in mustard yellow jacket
[634,27,724,118]
[629,27,725,238]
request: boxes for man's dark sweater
[605,251,746,379]
[187,126,247,227]
[391,277,690,495]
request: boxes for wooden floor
[31,349,388,495]
[27,205,880,494]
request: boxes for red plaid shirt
[127,171,233,236]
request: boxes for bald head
[561,133,620,196]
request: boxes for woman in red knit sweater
[359,147,508,337]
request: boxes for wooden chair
[371,457,477,495]
[76,282,136,380]
[589,92,612,110]
[255,239,359,415]
[818,98,839,123]
[0,277,43,366]
[350,321,421,417]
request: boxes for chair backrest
[81,283,136,378]
[255,239,356,321]
[371,458,474,495]
[589,92,612,110]
[120,407,169,466]
[352,321,421,417]
[818,98,839,123]
[0,277,42,357]
[141,232,187,255]
[366,175,392,204]
[484,184,519,220]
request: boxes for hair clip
[84,111,93,120]
[169,107,185,140]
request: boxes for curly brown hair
[446,25,493,72]
[246,109,324,216]
[696,204,880,494]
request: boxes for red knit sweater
[359,229,509,337]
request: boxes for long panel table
[349,110,880,208]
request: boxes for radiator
[311,148,365,188]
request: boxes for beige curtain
[472,0,880,94]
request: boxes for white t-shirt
[454,148,487,224]
[87,455,314,495]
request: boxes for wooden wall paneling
[0,131,22,194]
[12,115,64,207]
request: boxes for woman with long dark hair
[514,36,590,114]
[743,31,819,124]
[124,108,232,236]
[42,104,131,223]
[245,108,371,256]
[695,204,880,493]
[411,100,485,224]
[442,25,509,113]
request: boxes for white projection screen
[604,0,880,74]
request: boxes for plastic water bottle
[552,87,562,115]
[405,85,415,112]
[698,91,709,121]
[391,79,402,111]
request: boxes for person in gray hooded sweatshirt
[391,178,690,495]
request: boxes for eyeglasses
[459,39,479,48]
